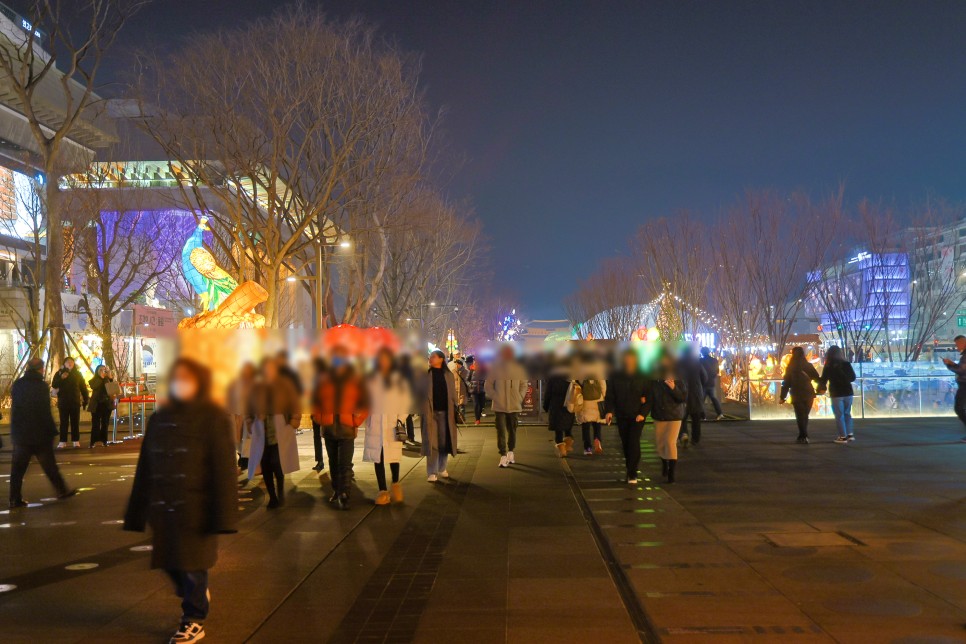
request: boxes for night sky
[45,1,966,317]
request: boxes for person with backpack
[576,355,607,456]
[604,348,651,484]
[780,346,821,444]
[818,345,857,444]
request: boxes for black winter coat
[543,374,575,433]
[780,362,821,404]
[89,375,115,410]
[52,367,89,408]
[10,370,56,447]
[604,371,651,419]
[818,360,856,398]
[680,357,708,415]
[124,400,238,571]
[650,378,687,421]
[699,355,719,385]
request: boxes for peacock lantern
[178,217,268,329]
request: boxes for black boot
[667,459,676,484]
[661,459,669,477]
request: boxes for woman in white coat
[364,348,412,505]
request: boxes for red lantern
[322,324,364,354]
[364,326,401,356]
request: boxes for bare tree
[564,257,647,340]
[370,192,484,328]
[897,200,966,361]
[733,189,841,360]
[0,0,145,360]
[634,213,712,336]
[137,6,433,328]
[61,164,181,375]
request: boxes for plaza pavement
[1,415,966,643]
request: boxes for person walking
[312,346,369,510]
[364,348,411,505]
[9,358,76,508]
[421,349,459,481]
[679,348,708,446]
[699,347,725,420]
[248,358,302,509]
[87,366,116,448]
[467,356,487,425]
[943,335,966,441]
[780,346,821,444]
[544,357,576,457]
[399,354,418,443]
[52,357,89,448]
[651,351,687,484]
[227,362,257,471]
[485,344,528,467]
[576,355,607,456]
[124,358,238,644]
[817,345,857,444]
[308,357,328,473]
[605,349,651,484]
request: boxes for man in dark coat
[678,350,709,445]
[124,358,238,643]
[9,358,76,508]
[699,347,724,420]
[943,334,966,441]
[543,360,576,456]
[51,356,89,447]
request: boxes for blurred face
[63,359,74,370]
[331,347,350,369]
[97,366,109,379]
[622,352,638,374]
[957,338,966,352]
[377,351,393,373]
[429,353,444,368]
[500,346,515,362]
[169,364,200,402]
[262,360,278,381]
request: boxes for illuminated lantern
[323,324,364,354]
[646,327,660,342]
[364,326,400,355]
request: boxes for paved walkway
[3,416,966,642]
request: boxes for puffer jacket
[649,378,687,421]
[484,359,528,413]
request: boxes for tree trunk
[44,174,65,364]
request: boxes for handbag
[105,381,122,397]
[394,419,408,442]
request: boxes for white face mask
[169,379,198,402]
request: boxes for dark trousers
[260,443,285,503]
[90,404,111,445]
[405,414,415,442]
[955,386,966,428]
[374,449,400,491]
[312,420,324,466]
[58,404,80,442]
[793,401,812,438]
[582,422,601,449]
[553,423,574,444]
[324,436,355,497]
[473,392,486,421]
[166,569,209,623]
[495,411,518,455]
[10,442,69,502]
[681,412,703,443]
[616,417,644,479]
[704,389,723,416]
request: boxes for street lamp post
[287,239,351,328]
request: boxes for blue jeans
[830,396,854,438]
[166,569,209,623]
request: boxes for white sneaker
[507,451,515,464]
[170,621,205,643]
[498,455,508,468]
[56,442,66,449]
[716,414,725,421]
[71,442,80,448]
[427,474,438,483]
[440,471,449,478]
